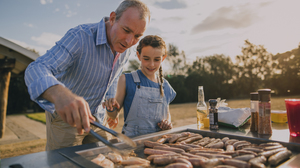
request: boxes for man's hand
[107,117,119,129]
[42,85,95,134]
[158,119,173,130]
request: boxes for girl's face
[137,46,167,78]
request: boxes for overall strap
[131,71,141,88]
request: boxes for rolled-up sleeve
[24,29,81,113]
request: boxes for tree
[234,40,273,95]
[166,44,187,75]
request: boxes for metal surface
[59,124,300,168]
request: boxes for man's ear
[137,51,141,61]
[109,12,116,26]
[162,54,167,61]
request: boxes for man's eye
[123,29,130,33]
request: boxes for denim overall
[121,71,168,137]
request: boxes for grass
[0,96,296,159]
[26,112,46,124]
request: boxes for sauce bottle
[209,99,219,130]
[258,89,272,136]
[197,86,207,129]
[250,92,259,132]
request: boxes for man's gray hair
[115,0,150,22]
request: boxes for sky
[1,0,300,66]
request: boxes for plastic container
[271,110,287,123]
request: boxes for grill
[59,124,300,168]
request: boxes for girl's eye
[155,59,160,61]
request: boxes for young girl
[103,35,176,137]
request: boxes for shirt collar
[96,17,109,46]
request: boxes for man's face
[108,7,148,53]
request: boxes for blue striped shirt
[24,17,130,122]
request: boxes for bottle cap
[250,92,259,100]
[258,89,271,102]
[209,99,217,106]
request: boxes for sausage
[183,144,202,148]
[225,139,239,146]
[187,157,208,166]
[226,145,235,152]
[200,158,223,168]
[147,153,182,161]
[236,143,253,150]
[222,137,230,143]
[259,142,281,147]
[169,132,191,143]
[144,140,168,148]
[189,148,224,154]
[214,165,237,168]
[208,141,225,149]
[181,152,207,158]
[180,135,203,144]
[144,148,177,155]
[153,146,185,153]
[268,150,292,166]
[242,147,263,153]
[232,141,251,149]
[165,163,192,168]
[153,155,182,165]
[199,138,215,146]
[156,137,168,143]
[258,147,287,158]
[223,159,251,168]
[233,154,255,162]
[168,144,193,152]
[121,157,150,166]
[236,150,258,156]
[173,158,193,168]
[248,156,266,168]
[205,138,222,148]
[263,144,283,151]
[195,153,232,159]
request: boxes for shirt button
[124,124,127,127]
[122,131,125,134]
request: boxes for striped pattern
[25,17,130,116]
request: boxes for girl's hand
[158,119,173,130]
[107,117,119,129]
[102,98,120,112]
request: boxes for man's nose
[125,35,134,46]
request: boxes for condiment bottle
[258,89,272,135]
[197,86,207,129]
[209,99,218,130]
[250,92,259,132]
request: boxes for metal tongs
[89,120,136,155]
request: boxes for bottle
[258,89,272,135]
[250,92,259,132]
[197,86,208,129]
[209,99,219,130]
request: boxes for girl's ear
[137,51,141,61]
[162,54,167,61]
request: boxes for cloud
[191,5,258,34]
[24,23,34,28]
[154,0,187,9]
[40,0,53,5]
[31,32,62,47]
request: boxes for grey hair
[115,0,150,22]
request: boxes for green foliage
[26,112,46,124]
[165,40,300,103]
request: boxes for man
[24,0,150,150]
